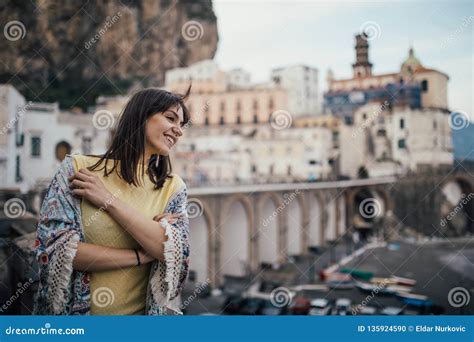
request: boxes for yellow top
[72,154,184,315]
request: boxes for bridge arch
[285,190,307,257]
[257,192,284,265]
[188,198,214,284]
[219,194,253,278]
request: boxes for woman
[33,87,191,315]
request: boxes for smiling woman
[33,86,193,315]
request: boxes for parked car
[308,298,331,316]
[239,298,265,315]
[380,306,404,315]
[258,300,286,316]
[333,298,351,315]
[289,295,311,315]
[358,306,377,315]
[222,295,243,315]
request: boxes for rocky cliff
[0,0,218,109]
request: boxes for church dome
[401,47,422,74]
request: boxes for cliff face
[0,0,218,109]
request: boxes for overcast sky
[213,0,473,119]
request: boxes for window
[31,136,41,157]
[253,99,258,110]
[398,139,406,149]
[421,80,428,92]
[236,99,241,113]
[268,97,274,111]
[287,165,292,176]
[15,155,22,182]
[82,137,92,155]
[219,116,225,125]
[400,118,405,129]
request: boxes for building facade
[324,34,449,123]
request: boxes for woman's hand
[69,168,115,209]
[152,212,182,225]
[137,248,155,264]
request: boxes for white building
[0,85,28,190]
[172,125,334,185]
[339,102,453,178]
[0,85,111,192]
[271,64,320,117]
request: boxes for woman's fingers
[152,212,183,223]
[70,179,87,189]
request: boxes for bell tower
[352,33,373,78]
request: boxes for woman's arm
[72,242,154,272]
[69,168,182,261]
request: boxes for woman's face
[145,104,184,156]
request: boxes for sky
[213,0,473,119]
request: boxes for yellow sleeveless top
[72,154,184,315]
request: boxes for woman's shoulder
[165,173,187,193]
[69,154,101,172]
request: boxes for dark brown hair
[88,86,191,189]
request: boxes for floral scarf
[33,155,190,315]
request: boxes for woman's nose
[172,125,183,137]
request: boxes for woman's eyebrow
[167,110,184,125]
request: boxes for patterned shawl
[33,155,190,315]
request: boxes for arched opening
[351,188,387,241]
[287,195,303,256]
[189,212,210,284]
[440,177,473,236]
[55,141,72,161]
[307,193,324,249]
[258,198,280,266]
[221,200,250,278]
